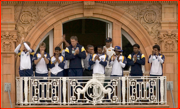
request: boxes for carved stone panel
[14,6,59,42]
[14,3,163,44]
[158,30,178,52]
[1,31,17,52]
[116,5,162,44]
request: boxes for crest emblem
[101,58,104,61]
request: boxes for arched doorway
[22,2,153,72]
[63,18,112,53]
[35,18,113,56]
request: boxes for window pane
[122,34,133,70]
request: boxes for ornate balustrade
[16,76,167,105]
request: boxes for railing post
[122,77,125,104]
[19,77,23,105]
[160,76,164,104]
[16,78,20,104]
[24,77,28,104]
[63,77,66,104]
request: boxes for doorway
[63,19,110,53]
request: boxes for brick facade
[1,1,178,108]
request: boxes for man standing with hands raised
[65,36,86,77]
[103,37,115,76]
[34,42,50,76]
[14,37,35,77]
[148,44,165,101]
[127,44,145,103]
[110,46,127,76]
[33,42,50,102]
[127,44,145,76]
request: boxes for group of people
[15,35,165,101]
[15,35,165,79]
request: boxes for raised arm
[14,37,24,54]
[24,42,32,53]
[57,34,70,47]
[14,44,21,54]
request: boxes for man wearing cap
[103,37,115,76]
[109,46,127,101]
[110,46,127,76]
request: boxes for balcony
[15,76,169,108]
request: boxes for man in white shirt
[50,46,65,102]
[148,45,165,76]
[110,46,127,76]
[89,46,108,100]
[148,44,165,101]
[109,46,127,101]
[14,37,35,77]
[14,37,34,101]
[50,47,65,77]
[34,42,50,76]
[33,42,50,102]
[89,46,108,80]
[103,38,115,76]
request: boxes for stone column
[54,22,63,50]
[112,22,122,48]
[1,6,17,108]
[158,3,178,108]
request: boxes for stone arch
[22,2,153,72]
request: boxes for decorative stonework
[84,1,95,8]
[14,6,59,42]
[117,5,162,44]
[20,11,32,24]
[143,10,156,24]
[2,1,177,6]
[158,30,178,52]
[14,3,162,43]
[83,1,95,16]
[1,31,17,52]
[2,1,82,6]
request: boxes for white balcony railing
[16,76,167,105]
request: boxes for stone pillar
[112,22,122,48]
[54,22,63,50]
[1,6,17,108]
[158,3,178,108]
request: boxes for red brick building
[1,1,178,108]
